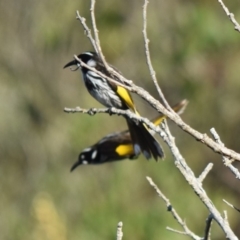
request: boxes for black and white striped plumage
[68,52,124,108]
[64,51,164,161]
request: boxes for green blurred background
[1,0,240,239]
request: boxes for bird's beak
[70,160,80,172]
[63,59,78,69]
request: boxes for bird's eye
[82,160,89,165]
[87,59,97,67]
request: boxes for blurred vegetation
[1,0,240,239]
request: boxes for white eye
[82,160,89,165]
[87,59,97,67]
[91,150,97,159]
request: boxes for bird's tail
[125,99,189,160]
[126,118,164,161]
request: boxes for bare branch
[217,0,240,32]
[64,106,165,138]
[90,0,109,69]
[131,89,240,162]
[146,177,202,240]
[64,106,102,115]
[166,227,187,235]
[161,123,238,240]
[76,11,98,53]
[76,8,131,83]
[223,199,235,209]
[198,163,214,183]
[142,0,171,110]
[223,199,240,213]
[116,222,123,240]
[210,128,240,179]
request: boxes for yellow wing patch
[116,86,138,113]
[152,99,188,126]
[116,144,134,156]
[153,116,166,126]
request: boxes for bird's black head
[63,51,99,69]
[70,146,100,172]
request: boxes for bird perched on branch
[64,51,164,161]
[70,100,188,171]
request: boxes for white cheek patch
[87,59,97,67]
[91,150,98,159]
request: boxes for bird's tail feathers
[126,118,164,161]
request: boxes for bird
[64,51,164,161]
[70,100,188,171]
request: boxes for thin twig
[142,0,171,110]
[76,11,98,53]
[198,163,214,183]
[204,214,213,240]
[64,106,165,138]
[90,0,109,69]
[217,0,240,32]
[76,8,124,82]
[223,199,240,213]
[210,128,240,179]
[146,177,202,240]
[76,5,135,87]
[116,222,123,240]
[166,227,187,235]
[223,199,235,209]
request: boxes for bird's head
[70,146,99,171]
[63,51,99,71]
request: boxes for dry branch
[116,222,123,240]
[146,177,202,240]
[217,0,240,32]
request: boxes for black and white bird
[70,99,188,171]
[64,51,164,161]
